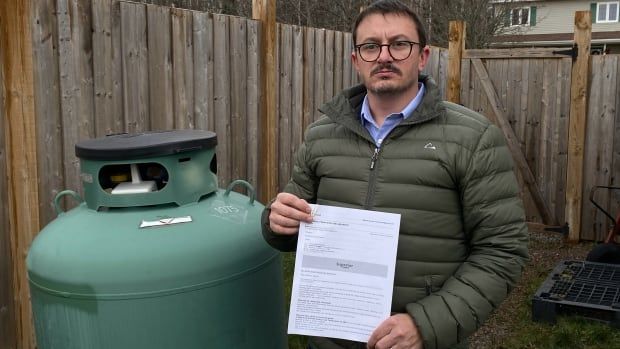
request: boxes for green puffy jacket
[261,76,529,349]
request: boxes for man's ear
[352,51,361,73]
[417,45,431,72]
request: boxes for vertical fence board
[121,2,149,132]
[506,59,517,135]
[33,0,63,224]
[230,16,247,182]
[518,59,530,155]
[1,0,39,346]
[0,48,14,349]
[291,25,304,161]
[539,59,556,208]
[333,31,343,94]
[278,24,292,190]
[324,30,335,101]
[437,48,448,100]
[346,33,360,86]
[171,8,194,129]
[460,58,470,106]
[147,5,173,130]
[213,14,230,186]
[93,0,123,136]
[343,32,352,89]
[555,58,571,225]
[193,11,214,132]
[313,29,325,121]
[525,60,543,177]
[58,0,95,196]
[302,27,315,130]
[246,18,260,187]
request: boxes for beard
[364,63,418,95]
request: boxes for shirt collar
[360,82,426,126]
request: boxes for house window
[511,7,530,26]
[597,2,619,23]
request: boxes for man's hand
[367,314,422,349]
[268,192,313,235]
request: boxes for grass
[280,232,620,349]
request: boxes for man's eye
[392,42,409,49]
[362,44,379,50]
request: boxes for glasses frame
[354,41,420,62]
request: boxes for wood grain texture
[120,2,149,133]
[0,0,39,347]
[147,5,173,131]
[93,0,123,136]
[32,0,63,225]
[566,11,591,241]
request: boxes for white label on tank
[139,215,193,228]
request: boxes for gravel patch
[469,231,595,348]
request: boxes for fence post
[252,0,278,203]
[447,21,465,104]
[0,0,39,348]
[566,11,591,242]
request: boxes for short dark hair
[352,0,427,49]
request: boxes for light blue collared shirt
[360,82,426,146]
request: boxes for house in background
[492,0,620,53]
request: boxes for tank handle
[54,190,84,215]
[224,180,255,205]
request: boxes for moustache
[371,64,401,76]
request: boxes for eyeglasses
[354,41,420,62]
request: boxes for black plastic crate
[532,260,620,327]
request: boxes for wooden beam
[0,0,39,348]
[446,21,465,104]
[252,0,278,203]
[464,47,573,59]
[471,58,556,225]
[566,11,592,242]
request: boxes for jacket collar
[319,75,445,140]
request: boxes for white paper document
[288,204,401,343]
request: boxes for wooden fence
[458,50,620,242]
[0,2,448,347]
[583,55,620,241]
[28,0,448,225]
[12,2,620,349]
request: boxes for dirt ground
[469,231,594,348]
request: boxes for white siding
[506,0,620,35]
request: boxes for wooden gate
[460,48,574,227]
[447,13,617,242]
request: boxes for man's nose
[376,45,393,63]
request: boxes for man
[261,1,529,348]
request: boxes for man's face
[352,13,429,96]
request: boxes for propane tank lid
[75,130,217,161]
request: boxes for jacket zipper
[365,146,381,209]
[370,147,380,170]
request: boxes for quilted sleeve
[407,124,529,349]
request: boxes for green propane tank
[27,130,286,349]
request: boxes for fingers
[367,319,392,349]
[367,314,421,349]
[269,193,313,235]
